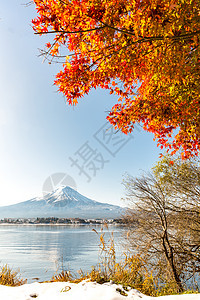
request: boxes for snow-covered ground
[0,281,199,300]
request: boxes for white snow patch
[0,281,199,300]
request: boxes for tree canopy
[32,0,200,158]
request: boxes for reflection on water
[0,225,125,282]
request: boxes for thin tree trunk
[162,231,183,292]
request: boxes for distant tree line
[0,217,125,225]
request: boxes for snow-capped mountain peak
[0,186,124,219]
[42,186,98,207]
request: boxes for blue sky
[0,1,161,207]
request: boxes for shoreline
[0,222,125,226]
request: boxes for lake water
[0,225,126,282]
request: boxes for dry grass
[51,227,199,296]
[0,265,26,286]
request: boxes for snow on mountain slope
[0,186,124,219]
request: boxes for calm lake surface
[0,225,126,282]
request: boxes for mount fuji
[0,186,124,219]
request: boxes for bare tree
[153,155,200,256]
[123,169,200,292]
